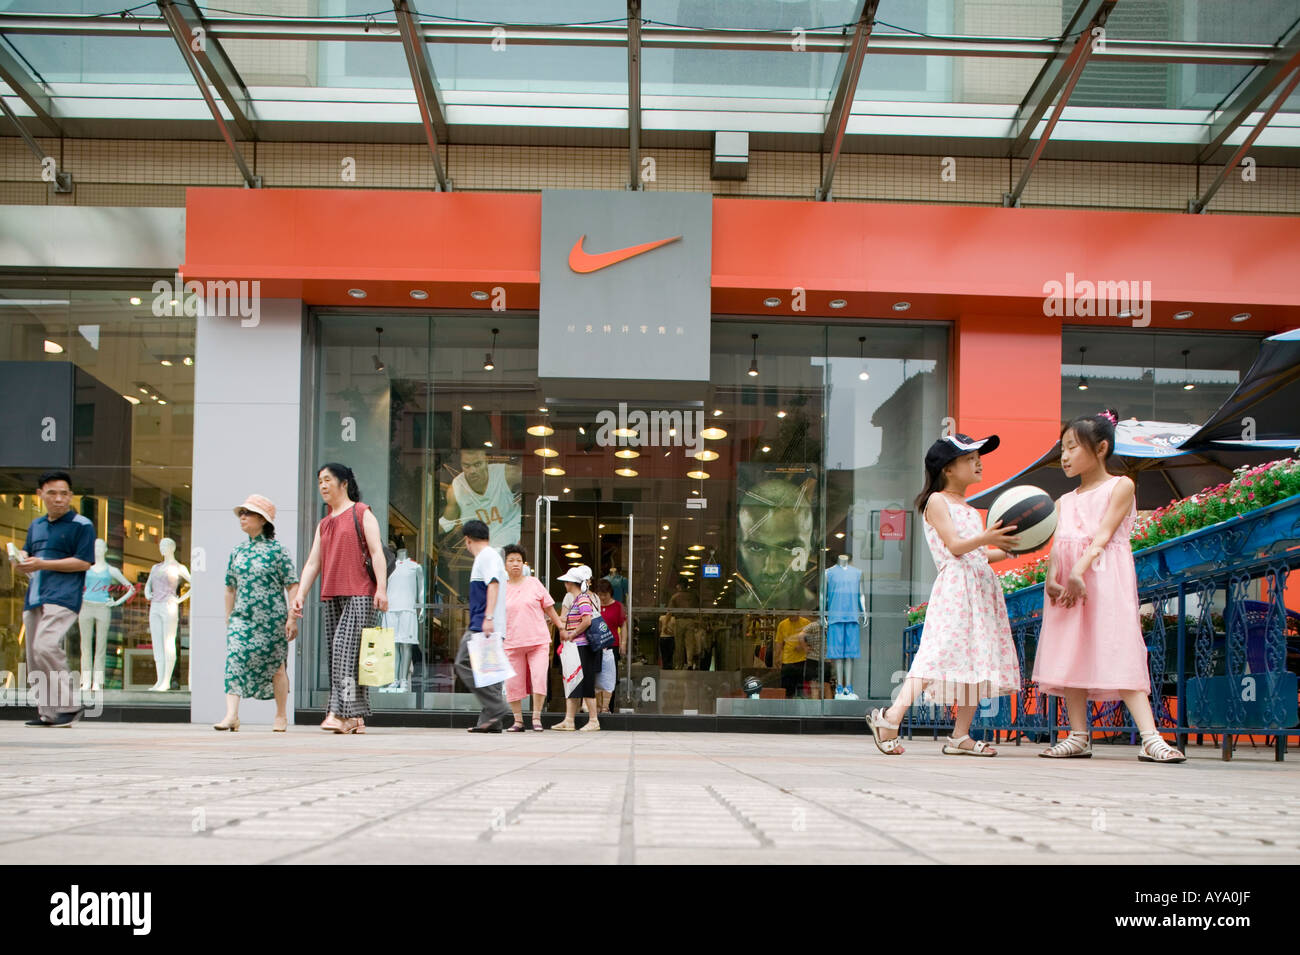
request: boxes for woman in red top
[593,578,626,715]
[292,463,388,735]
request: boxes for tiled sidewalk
[1,722,1296,865]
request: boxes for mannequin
[381,548,425,692]
[145,538,191,691]
[658,611,676,670]
[824,553,866,699]
[78,539,133,691]
[602,565,627,604]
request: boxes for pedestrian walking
[214,495,300,733]
[16,470,95,727]
[502,544,564,731]
[550,565,601,732]
[292,464,388,735]
[455,519,513,732]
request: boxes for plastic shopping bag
[358,627,396,687]
[468,631,515,688]
[596,648,616,693]
[559,640,584,698]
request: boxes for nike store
[1,189,1292,727]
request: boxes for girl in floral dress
[1034,410,1184,763]
[867,434,1023,756]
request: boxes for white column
[190,299,305,725]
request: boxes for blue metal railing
[902,492,1300,760]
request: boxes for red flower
[1249,492,1256,500]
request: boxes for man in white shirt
[453,519,512,732]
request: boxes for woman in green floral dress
[215,495,300,732]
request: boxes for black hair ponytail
[914,462,947,514]
[318,463,362,502]
[1061,408,1119,464]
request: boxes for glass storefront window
[0,288,194,703]
[307,312,947,718]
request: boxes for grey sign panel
[539,190,712,384]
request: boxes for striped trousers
[322,595,373,718]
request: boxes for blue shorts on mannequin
[826,622,860,659]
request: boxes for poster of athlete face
[735,463,819,611]
[435,451,522,601]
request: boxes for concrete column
[190,299,305,725]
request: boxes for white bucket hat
[557,564,592,589]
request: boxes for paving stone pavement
[1,721,1297,865]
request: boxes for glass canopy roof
[1,0,1298,200]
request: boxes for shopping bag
[468,631,515,688]
[358,627,396,687]
[559,640,584,697]
[596,647,616,693]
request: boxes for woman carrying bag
[551,565,606,732]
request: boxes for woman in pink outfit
[1034,409,1184,763]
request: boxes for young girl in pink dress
[867,433,1023,756]
[1034,409,1185,763]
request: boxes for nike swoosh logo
[568,234,682,273]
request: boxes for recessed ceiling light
[829,299,847,309]
[761,445,771,453]
[462,404,472,411]
[129,296,142,306]
[615,449,639,459]
[483,441,493,447]
[122,394,140,405]
[598,524,605,529]
[662,524,669,530]
[160,359,173,367]
[527,424,554,437]
[892,302,910,311]
[539,406,549,413]
[157,399,167,405]
[694,450,719,462]
[562,543,578,550]
[613,427,637,438]
[347,289,366,299]
[858,369,869,381]
[688,545,705,551]
[534,447,559,457]
[835,532,845,539]
[183,356,193,366]
[615,467,638,477]
[562,487,571,493]
[43,340,63,354]
[661,535,668,540]
[470,290,489,301]
[1173,310,1193,321]
[684,555,701,562]
[712,409,723,417]
[763,297,781,307]
[1231,312,1250,323]
[543,467,566,476]
[409,289,428,300]
[687,470,710,480]
[680,569,695,576]
[776,411,787,419]
[700,427,726,440]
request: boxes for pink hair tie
[1099,410,1117,424]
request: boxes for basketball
[987,485,1057,554]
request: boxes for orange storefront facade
[181,188,1298,719]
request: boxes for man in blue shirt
[16,470,95,726]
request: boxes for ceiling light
[613,427,637,438]
[1182,349,1195,391]
[661,535,668,540]
[534,447,559,457]
[1231,312,1250,323]
[539,407,549,413]
[662,524,669,530]
[680,569,695,576]
[483,327,498,371]
[688,544,705,551]
[712,409,723,417]
[857,335,869,381]
[1076,345,1088,391]
[157,399,167,405]
[700,427,726,440]
[483,441,493,447]
[615,449,639,459]
[835,532,845,539]
[527,424,554,437]
[562,543,578,550]
[598,524,605,529]
[562,487,571,493]
[578,427,586,435]
[892,302,910,311]
[543,467,565,476]
[347,288,366,299]
[471,290,489,301]
[829,299,847,309]
[138,386,148,394]
[129,296,142,306]
[687,470,710,480]
[160,359,173,367]
[776,410,787,418]
[373,326,386,373]
[409,289,428,300]
[463,404,473,411]
[763,297,781,308]
[43,340,63,354]
[123,394,140,405]
[748,333,759,377]
[1173,310,1193,321]
[761,445,771,453]
[694,450,719,462]
[183,356,193,366]
[685,555,701,562]
[615,467,638,477]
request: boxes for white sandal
[1138,733,1186,763]
[942,734,996,756]
[866,708,905,755]
[1039,731,1092,759]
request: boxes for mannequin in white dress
[78,538,134,691]
[145,538,191,691]
[381,548,424,692]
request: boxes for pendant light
[1076,345,1088,391]
[747,333,759,377]
[857,335,869,381]
[372,327,385,373]
[483,327,499,371]
[1182,349,1194,390]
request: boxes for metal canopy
[393,0,450,191]
[627,0,641,191]
[1197,20,1300,164]
[0,40,60,137]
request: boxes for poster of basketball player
[436,450,522,599]
[735,463,819,611]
